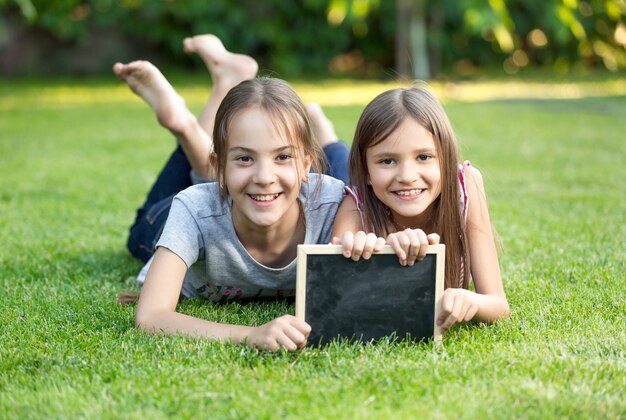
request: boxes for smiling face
[365,116,441,229]
[224,106,311,232]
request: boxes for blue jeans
[127,142,350,262]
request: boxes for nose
[253,159,277,185]
[395,160,418,183]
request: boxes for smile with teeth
[394,188,424,197]
[249,193,280,202]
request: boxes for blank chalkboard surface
[296,244,445,346]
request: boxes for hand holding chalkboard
[296,244,445,346]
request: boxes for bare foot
[113,60,194,135]
[307,103,338,147]
[114,60,214,178]
[183,34,258,90]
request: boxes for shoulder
[332,194,363,234]
[301,174,346,208]
[462,163,486,195]
[458,161,487,196]
[461,162,493,229]
[173,182,228,217]
[344,184,363,206]
[458,161,489,222]
[309,173,345,193]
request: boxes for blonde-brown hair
[349,86,470,289]
[213,77,325,200]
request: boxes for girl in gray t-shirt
[119,68,344,351]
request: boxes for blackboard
[296,244,445,346]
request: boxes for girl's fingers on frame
[260,338,280,352]
[386,235,407,265]
[461,297,478,322]
[362,233,379,259]
[405,230,423,266]
[397,233,411,266]
[283,327,306,348]
[406,246,419,267]
[438,290,454,324]
[427,233,440,245]
[341,232,354,258]
[402,229,419,265]
[415,229,429,261]
[449,293,464,323]
[468,306,479,321]
[351,231,368,260]
[289,316,312,336]
[439,314,456,332]
[436,312,446,327]
[398,232,411,250]
[277,333,299,352]
[438,294,460,331]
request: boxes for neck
[389,207,434,233]
[232,201,305,267]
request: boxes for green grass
[1,74,625,419]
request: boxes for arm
[330,196,385,260]
[330,195,438,263]
[330,195,363,239]
[437,166,510,332]
[135,247,311,351]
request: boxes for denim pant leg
[127,145,193,262]
[323,141,350,184]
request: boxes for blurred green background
[1,0,625,78]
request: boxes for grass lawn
[1,73,624,418]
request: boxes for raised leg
[183,34,259,136]
[113,60,214,179]
[306,103,350,184]
[126,146,191,262]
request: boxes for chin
[251,215,283,227]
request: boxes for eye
[235,155,253,163]
[276,153,292,161]
[417,154,433,161]
[378,158,396,165]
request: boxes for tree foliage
[335,0,625,75]
[1,0,624,76]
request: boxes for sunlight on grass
[2,78,626,111]
[437,79,626,101]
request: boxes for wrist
[232,325,255,346]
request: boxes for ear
[209,152,218,169]
[366,174,372,185]
[301,154,313,182]
[209,152,223,187]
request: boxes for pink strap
[344,185,367,232]
[458,161,471,222]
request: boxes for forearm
[472,292,510,323]
[135,309,252,344]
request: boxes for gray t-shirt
[153,173,344,300]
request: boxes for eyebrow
[369,147,436,159]
[228,145,295,154]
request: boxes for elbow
[496,298,511,321]
[134,307,153,331]
[135,305,174,334]
[500,303,511,320]
[479,296,510,324]
[134,312,147,330]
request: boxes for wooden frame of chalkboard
[296,244,445,346]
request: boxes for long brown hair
[212,77,325,200]
[349,87,470,289]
